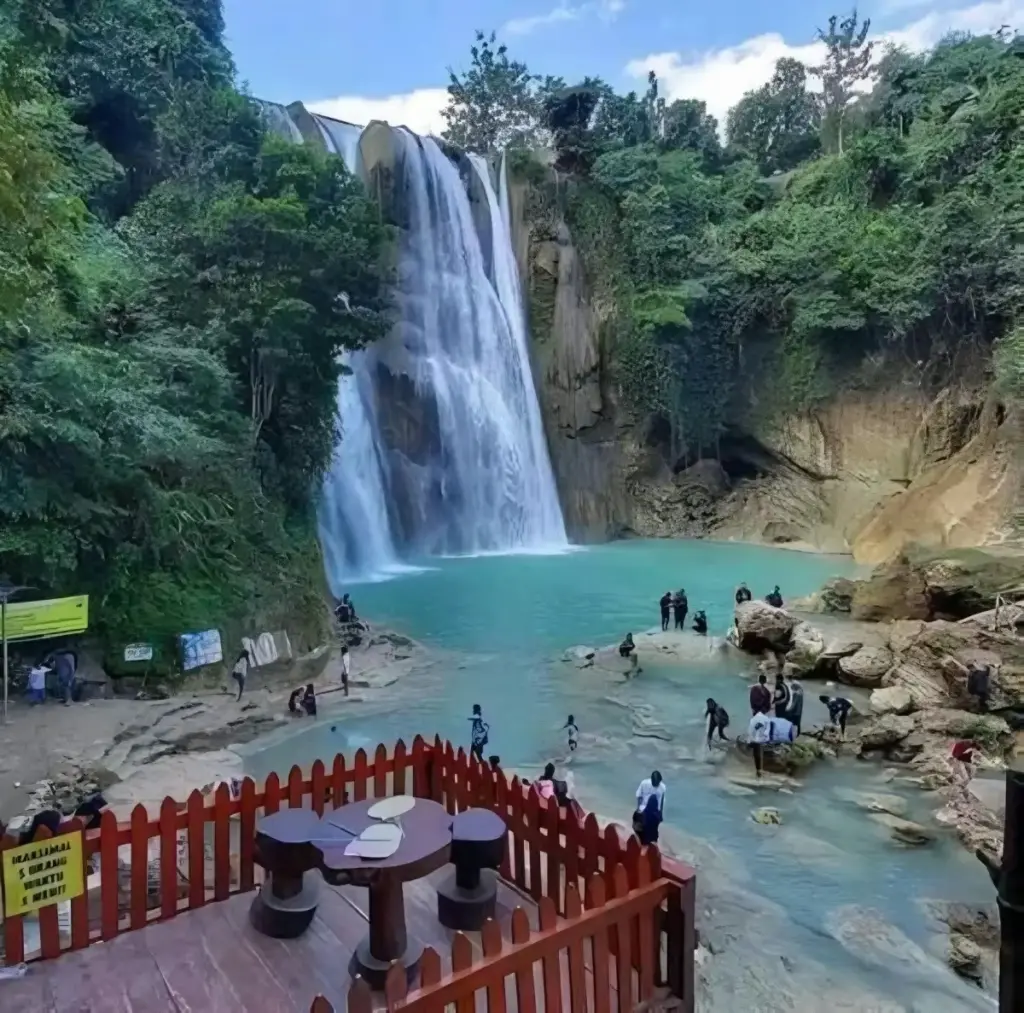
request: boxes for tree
[661,99,721,163]
[542,79,603,174]
[811,11,875,154]
[442,30,540,152]
[727,57,821,172]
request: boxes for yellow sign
[3,595,89,641]
[2,833,85,918]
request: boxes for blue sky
[223,0,1022,133]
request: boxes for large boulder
[734,600,796,653]
[915,708,1010,746]
[850,555,931,622]
[838,645,894,687]
[920,551,1024,620]
[887,619,1024,710]
[858,713,915,750]
[870,686,915,716]
[786,621,826,677]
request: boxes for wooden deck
[0,869,540,1012]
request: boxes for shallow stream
[245,540,996,1011]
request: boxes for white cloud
[304,0,1020,141]
[306,88,449,137]
[625,0,1024,133]
[503,0,625,37]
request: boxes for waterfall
[380,132,566,557]
[467,152,565,544]
[318,355,407,583]
[311,115,364,176]
[301,115,565,586]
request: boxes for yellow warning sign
[2,833,85,918]
[3,595,89,641]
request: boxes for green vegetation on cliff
[444,20,1024,466]
[0,1,392,653]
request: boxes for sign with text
[2,833,85,918]
[3,595,89,641]
[123,643,153,662]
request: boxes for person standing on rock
[819,694,853,738]
[659,591,672,631]
[672,589,688,630]
[765,585,784,608]
[787,676,804,734]
[772,672,792,720]
[340,643,351,697]
[735,583,752,604]
[750,674,772,715]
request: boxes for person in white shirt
[28,664,49,704]
[340,643,351,697]
[748,713,796,777]
[633,771,665,845]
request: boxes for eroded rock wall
[511,176,1022,557]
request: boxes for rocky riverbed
[0,626,438,833]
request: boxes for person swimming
[672,589,688,630]
[735,582,752,604]
[765,585,784,608]
[704,698,730,745]
[692,610,708,635]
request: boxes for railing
[314,858,678,1013]
[1,738,432,963]
[0,735,696,1011]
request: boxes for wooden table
[317,798,452,988]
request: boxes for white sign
[123,643,153,662]
[180,629,223,672]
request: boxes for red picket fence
[313,854,680,1013]
[1,734,696,1012]
[0,737,433,964]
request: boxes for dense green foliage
[446,21,1024,466]
[0,1,391,656]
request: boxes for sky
[223,0,1024,135]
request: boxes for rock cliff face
[508,175,1023,558]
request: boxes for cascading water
[317,355,405,582]
[311,115,364,176]
[267,106,568,585]
[379,131,566,557]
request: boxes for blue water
[248,539,995,1007]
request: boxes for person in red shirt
[951,740,979,783]
[749,674,772,715]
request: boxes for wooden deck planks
[13,866,548,1013]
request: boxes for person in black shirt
[301,683,317,717]
[659,591,672,631]
[819,694,852,737]
[735,583,752,604]
[773,672,792,719]
[765,586,784,608]
[704,698,730,745]
[967,664,991,712]
[692,610,708,635]
[672,589,688,630]
[619,632,635,658]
